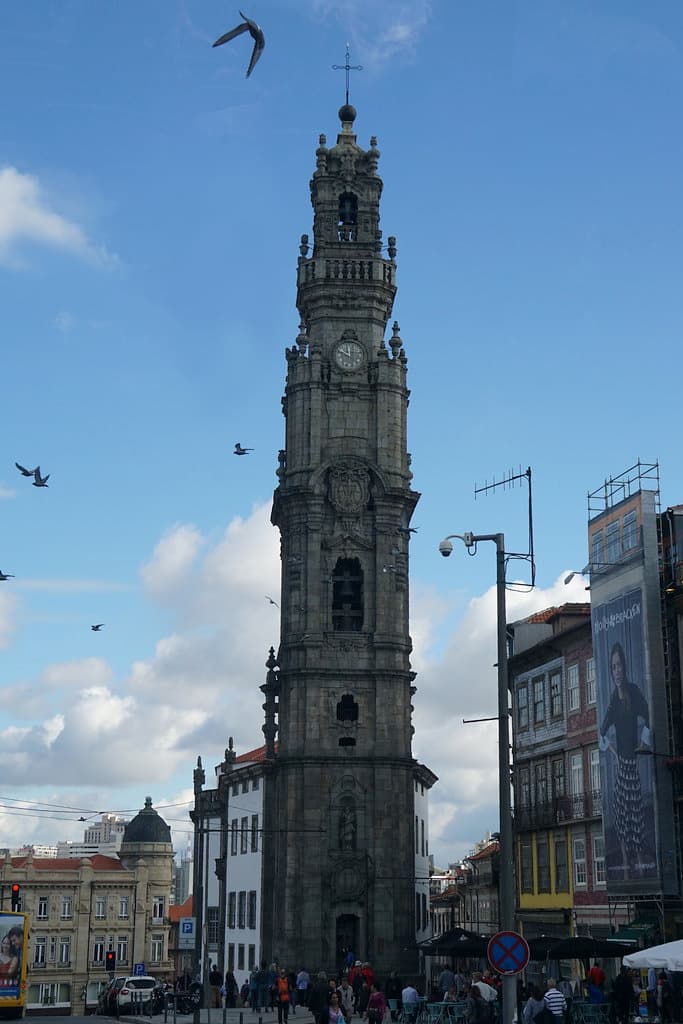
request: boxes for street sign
[179,917,196,951]
[133,962,146,976]
[487,931,530,976]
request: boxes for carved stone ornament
[328,463,369,514]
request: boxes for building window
[421,819,425,857]
[415,815,419,854]
[535,763,547,805]
[228,944,235,971]
[207,907,220,945]
[37,896,48,920]
[571,752,584,816]
[520,842,533,893]
[573,837,587,886]
[231,819,238,856]
[415,893,420,930]
[552,758,565,799]
[228,892,236,930]
[252,777,259,791]
[150,934,163,964]
[606,520,620,563]
[48,937,57,962]
[117,937,128,965]
[59,938,71,965]
[248,891,257,930]
[232,783,238,797]
[119,896,129,919]
[537,836,550,893]
[152,896,165,921]
[623,510,638,552]
[550,671,563,717]
[517,686,529,730]
[241,780,248,794]
[251,814,259,853]
[593,834,606,885]
[240,817,249,854]
[586,657,596,705]
[248,945,256,970]
[238,892,246,929]
[95,897,106,920]
[238,944,245,971]
[567,664,580,712]
[93,938,105,964]
[421,892,428,931]
[34,937,47,965]
[519,767,530,807]
[332,557,363,632]
[533,676,545,724]
[591,530,604,567]
[554,838,568,892]
[61,895,73,920]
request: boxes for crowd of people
[201,956,681,1024]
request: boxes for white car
[115,976,158,1012]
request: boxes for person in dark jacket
[309,972,332,1024]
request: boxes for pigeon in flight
[91,624,105,631]
[212,10,265,78]
[265,595,279,608]
[32,467,49,487]
[15,462,38,477]
[0,570,15,581]
[234,443,253,456]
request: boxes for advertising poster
[592,588,658,885]
[0,914,24,998]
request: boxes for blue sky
[1,0,682,865]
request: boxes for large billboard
[592,588,657,885]
[588,474,676,895]
[0,913,25,999]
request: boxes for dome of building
[121,797,171,845]
[338,103,357,124]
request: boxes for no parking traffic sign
[487,931,530,976]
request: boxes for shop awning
[608,922,657,946]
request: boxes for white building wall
[224,766,264,989]
[414,775,431,943]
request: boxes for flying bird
[32,467,49,487]
[91,624,105,631]
[212,10,265,78]
[15,462,37,477]
[0,570,15,581]
[265,596,279,608]
[234,443,253,456]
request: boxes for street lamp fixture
[438,531,515,1024]
[564,562,615,586]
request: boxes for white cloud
[16,578,133,592]
[310,0,431,65]
[0,590,18,649]
[0,485,16,500]
[53,310,75,333]
[0,166,117,269]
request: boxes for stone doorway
[336,913,360,966]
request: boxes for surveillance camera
[439,539,453,558]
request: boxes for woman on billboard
[599,641,651,874]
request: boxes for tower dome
[121,796,171,845]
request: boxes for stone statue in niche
[339,805,357,851]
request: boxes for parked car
[116,976,158,1013]
[97,976,126,1015]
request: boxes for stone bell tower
[262,103,429,976]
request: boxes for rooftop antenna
[332,43,362,106]
[474,465,536,591]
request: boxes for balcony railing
[514,791,602,830]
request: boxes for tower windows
[332,558,363,631]
[337,694,359,722]
[338,192,358,241]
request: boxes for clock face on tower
[334,339,365,371]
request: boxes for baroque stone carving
[328,463,369,515]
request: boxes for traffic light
[105,950,116,971]
[10,884,20,912]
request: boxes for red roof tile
[236,741,278,764]
[169,895,193,921]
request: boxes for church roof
[1,855,124,871]
[235,741,278,764]
[121,797,171,846]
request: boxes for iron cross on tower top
[332,44,363,105]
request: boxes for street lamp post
[439,533,515,1024]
